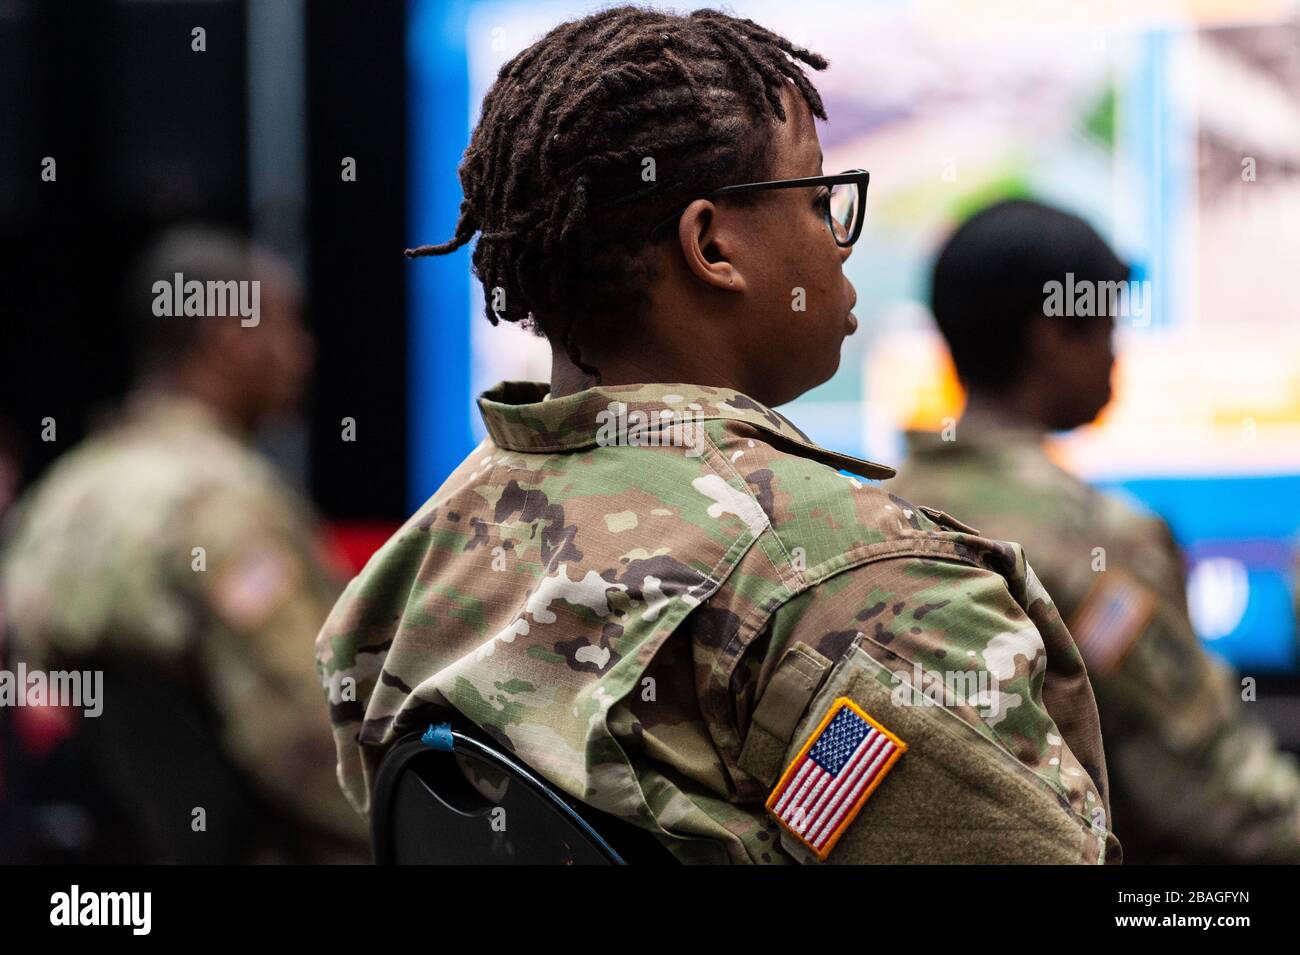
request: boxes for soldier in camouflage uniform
[2,227,368,862]
[317,7,1120,863]
[892,198,1300,863]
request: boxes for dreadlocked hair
[405,5,829,380]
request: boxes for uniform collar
[905,406,1047,457]
[123,390,246,440]
[478,380,895,480]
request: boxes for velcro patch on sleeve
[1068,573,1157,675]
[211,547,301,633]
[765,697,907,860]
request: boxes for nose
[837,236,853,266]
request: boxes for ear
[676,199,747,294]
[201,317,251,364]
[1026,313,1070,366]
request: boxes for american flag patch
[765,698,907,860]
[1069,574,1156,675]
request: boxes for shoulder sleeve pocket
[768,635,1114,865]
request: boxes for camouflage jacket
[893,411,1300,863]
[317,382,1119,863]
[1,393,368,860]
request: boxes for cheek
[811,257,848,326]
[1091,335,1115,377]
[754,216,843,327]
[787,245,839,304]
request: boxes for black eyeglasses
[647,169,869,247]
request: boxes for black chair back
[371,721,678,865]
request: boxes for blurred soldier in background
[892,198,1300,863]
[0,226,368,863]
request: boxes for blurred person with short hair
[892,198,1300,863]
[0,226,368,863]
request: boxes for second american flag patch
[766,697,907,860]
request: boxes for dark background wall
[0,0,409,520]
[305,1,408,520]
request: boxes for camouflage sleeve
[1082,561,1300,863]
[180,485,370,856]
[750,551,1118,864]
